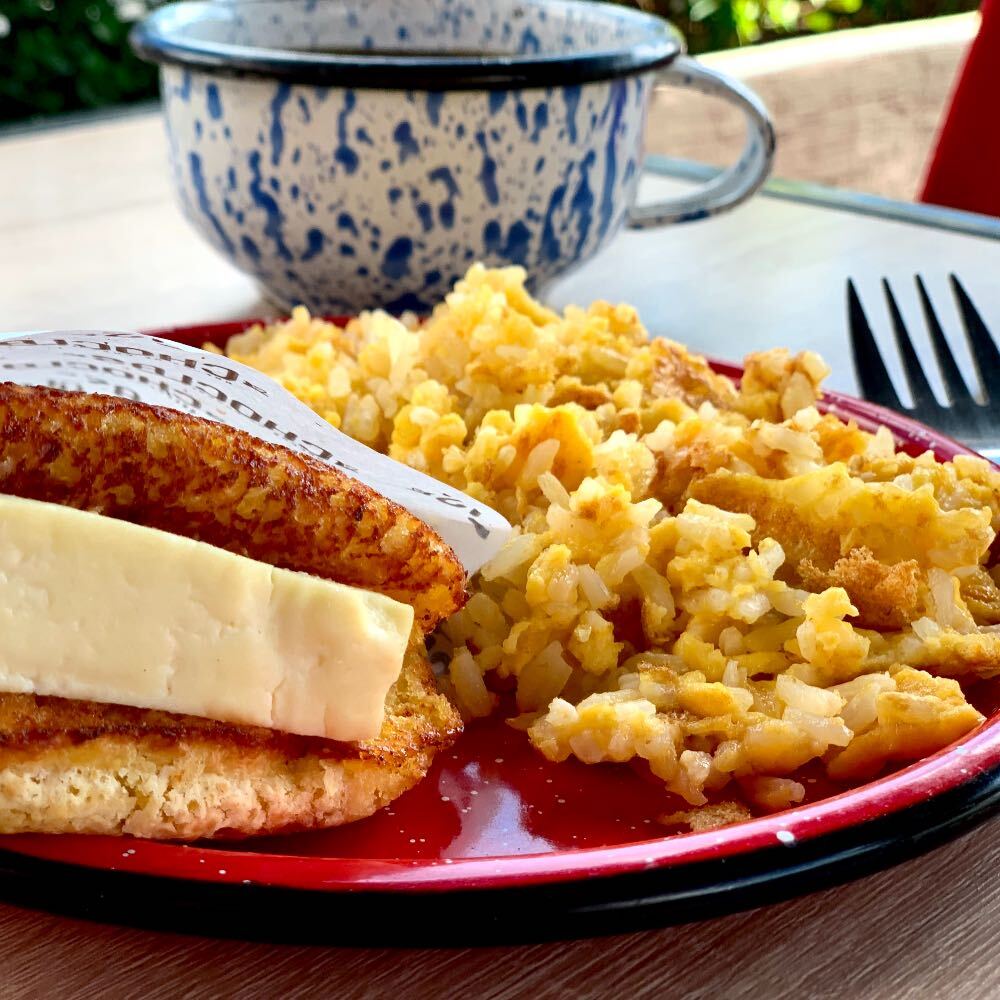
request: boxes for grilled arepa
[0,636,458,839]
[0,382,464,632]
[0,383,465,839]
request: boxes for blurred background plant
[645,0,978,50]
[1,0,156,122]
[0,0,981,125]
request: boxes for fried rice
[216,264,1000,824]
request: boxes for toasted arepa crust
[0,383,467,837]
[0,382,465,632]
[0,637,460,839]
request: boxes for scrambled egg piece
[221,264,999,824]
[826,668,983,781]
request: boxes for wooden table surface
[2,826,998,999]
[2,110,1000,999]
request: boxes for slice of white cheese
[0,494,414,741]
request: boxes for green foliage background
[641,0,977,53]
[0,0,980,125]
[1,0,157,122]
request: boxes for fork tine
[848,280,902,409]
[950,274,1000,398]
[882,278,940,410]
[915,276,973,405]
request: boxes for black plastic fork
[847,275,1000,462]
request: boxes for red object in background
[921,0,1000,217]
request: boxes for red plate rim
[3,320,997,893]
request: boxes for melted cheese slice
[0,494,414,741]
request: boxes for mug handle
[627,55,776,228]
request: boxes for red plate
[2,320,998,940]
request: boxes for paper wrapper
[0,331,511,574]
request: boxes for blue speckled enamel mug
[132,0,774,313]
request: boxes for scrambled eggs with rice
[218,264,1000,823]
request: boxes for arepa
[0,383,465,839]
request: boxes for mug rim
[130,0,682,91]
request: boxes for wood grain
[647,15,976,201]
[1,819,998,999]
[2,111,1000,1000]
